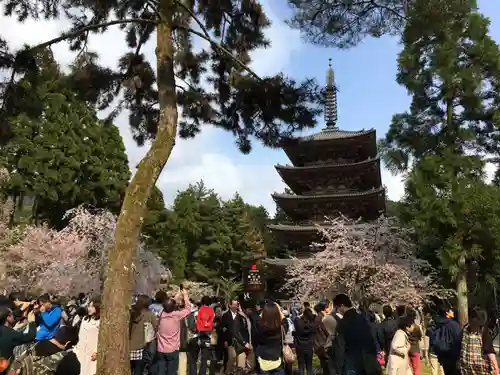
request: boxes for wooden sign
[244,264,264,293]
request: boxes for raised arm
[39,306,62,328]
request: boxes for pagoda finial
[325,58,337,129]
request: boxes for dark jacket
[255,325,282,361]
[334,308,381,375]
[294,316,316,350]
[369,322,383,353]
[221,311,249,346]
[235,313,250,347]
[248,310,260,348]
[179,316,189,352]
[0,323,36,359]
[379,316,398,355]
[428,316,461,361]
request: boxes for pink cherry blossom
[283,215,450,305]
[0,186,167,296]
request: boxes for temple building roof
[265,59,386,268]
[267,224,319,232]
[268,222,373,234]
[291,128,375,143]
[272,186,385,200]
[276,155,379,171]
[264,258,296,267]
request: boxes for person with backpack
[187,296,215,375]
[8,325,80,375]
[428,305,461,375]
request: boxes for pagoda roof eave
[275,155,380,171]
[267,224,319,232]
[264,258,296,267]
[281,128,375,146]
[271,187,385,200]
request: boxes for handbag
[281,326,296,363]
[232,337,246,355]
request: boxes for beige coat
[74,318,100,375]
[387,329,412,375]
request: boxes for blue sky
[155,0,500,214]
[1,0,499,215]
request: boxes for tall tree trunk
[96,1,178,374]
[456,256,468,327]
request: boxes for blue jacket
[35,305,62,341]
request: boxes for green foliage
[216,276,243,302]
[141,187,187,281]
[286,0,407,48]
[142,181,275,285]
[380,0,500,172]
[385,199,402,218]
[1,0,323,152]
[2,76,130,227]
[380,0,500,295]
[403,157,500,287]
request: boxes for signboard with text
[244,264,264,293]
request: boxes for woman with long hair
[255,302,285,375]
[130,295,157,375]
[294,307,315,375]
[73,296,101,375]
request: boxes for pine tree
[287,0,407,48]
[380,0,500,325]
[1,2,322,372]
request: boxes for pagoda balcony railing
[275,220,331,227]
[300,186,381,196]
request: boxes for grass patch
[303,356,433,375]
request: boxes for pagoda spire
[325,58,337,129]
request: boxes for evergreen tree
[224,193,264,274]
[287,0,407,47]
[380,0,500,325]
[142,187,187,280]
[1,1,322,369]
[3,89,130,227]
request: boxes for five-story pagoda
[267,60,386,263]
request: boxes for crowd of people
[0,289,498,375]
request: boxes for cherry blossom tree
[131,245,170,296]
[284,215,448,305]
[0,192,167,296]
[4,205,114,295]
[168,281,214,301]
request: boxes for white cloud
[2,2,447,215]
[380,161,497,203]
[0,2,303,214]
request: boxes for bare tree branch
[27,18,158,53]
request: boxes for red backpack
[196,305,215,332]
